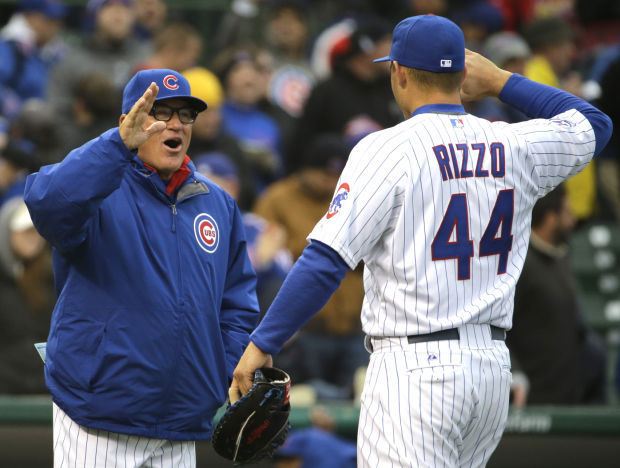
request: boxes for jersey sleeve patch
[326,183,350,219]
[549,118,576,128]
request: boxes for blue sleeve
[220,200,261,379]
[250,240,350,355]
[499,74,613,156]
[24,128,133,252]
[0,41,14,84]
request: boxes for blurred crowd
[1,0,619,411]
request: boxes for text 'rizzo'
[433,142,505,181]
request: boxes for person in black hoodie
[287,16,402,173]
[508,185,608,405]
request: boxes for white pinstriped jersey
[309,107,595,337]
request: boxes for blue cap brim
[155,95,207,112]
[373,55,391,63]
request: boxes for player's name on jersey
[433,142,506,181]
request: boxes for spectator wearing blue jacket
[213,46,285,194]
[0,0,66,119]
[24,68,260,467]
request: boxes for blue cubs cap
[275,428,357,468]
[18,0,67,18]
[193,152,239,180]
[374,15,465,73]
[122,69,207,115]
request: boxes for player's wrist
[490,70,513,97]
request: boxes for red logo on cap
[163,75,179,90]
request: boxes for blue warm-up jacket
[24,129,259,440]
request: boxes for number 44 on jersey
[431,189,514,281]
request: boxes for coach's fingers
[143,82,159,110]
[127,82,158,119]
[145,120,166,136]
[119,83,162,150]
[132,83,159,125]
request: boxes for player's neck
[406,90,462,117]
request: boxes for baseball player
[24,69,260,467]
[230,15,612,467]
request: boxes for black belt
[407,325,506,344]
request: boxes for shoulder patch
[549,119,575,128]
[326,183,350,219]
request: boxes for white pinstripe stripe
[63,420,72,468]
[52,403,195,467]
[53,404,59,444]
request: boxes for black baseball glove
[212,367,291,464]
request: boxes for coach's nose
[167,112,183,129]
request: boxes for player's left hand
[461,49,512,102]
[229,341,273,403]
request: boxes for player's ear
[393,61,407,88]
[119,114,127,126]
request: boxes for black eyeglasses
[149,103,199,124]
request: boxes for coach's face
[137,98,193,180]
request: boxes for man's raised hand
[119,82,166,150]
[460,49,513,102]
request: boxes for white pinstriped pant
[359,324,512,468]
[53,403,196,468]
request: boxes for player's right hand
[230,341,273,403]
[119,82,166,150]
[460,49,513,102]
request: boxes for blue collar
[410,103,466,118]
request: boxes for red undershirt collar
[144,155,192,195]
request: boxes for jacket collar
[133,156,211,201]
[142,155,192,195]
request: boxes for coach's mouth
[163,137,183,151]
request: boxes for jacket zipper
[171,204,177,233]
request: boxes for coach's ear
[119,114,127,126]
